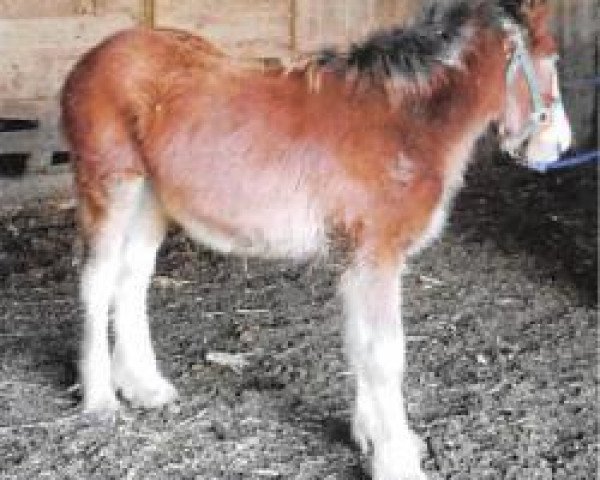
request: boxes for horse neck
[409,28,509,179]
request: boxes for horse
[61,1,571,478]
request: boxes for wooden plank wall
[0,0,142,171]
[154,0,294,59]
[151,0,417,58]
[0,0,418,108]
[292,0,417,52]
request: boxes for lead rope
[528,150,600,173]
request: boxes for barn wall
[154,0,294,59]
[292,0,417,53]
[0,0,597,177]
[549,0,599,148]
[0,0,143,171]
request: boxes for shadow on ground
[452,150,597,306]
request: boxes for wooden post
[142,0,155,27]
[289,0,297,52]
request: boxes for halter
[501,30,560,155]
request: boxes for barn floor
[0,152,597,479]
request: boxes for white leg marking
[80,178,147,414]
[111,186,177,408]
[341,264,426,480]
[81,250,121,413]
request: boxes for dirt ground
[0,149,597,480]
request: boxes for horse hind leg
[110,183,177,408]
[79,175,148,414]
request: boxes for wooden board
[0,0,93,18]
[551,0,599,147]
[0,8,139,171]
[0,99,66,172]
[154,0,293,58]
[0,0,419,105]
[294,0,417,53]
[295,0,378,52]
[0,15,138,100]
[0,0,142,19]
[375,0,419,28]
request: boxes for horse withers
[61,1,571,478]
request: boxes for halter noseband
[501,30,560,156]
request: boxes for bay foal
[62,1,570,478]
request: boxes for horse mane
[302,0,534,95]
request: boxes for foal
[61,1,570,478]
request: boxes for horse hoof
[82,397,120,425]
[372,437,427,480]
[117,376,178,409]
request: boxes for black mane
[315,0,527,84]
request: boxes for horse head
[498,0,572,167]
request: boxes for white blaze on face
[523,58,573,166]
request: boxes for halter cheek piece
[501,31,560,156]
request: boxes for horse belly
[167,187,327,259]
[145,103,333,259]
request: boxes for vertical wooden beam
[142,0,154,27]
[289,0,297,52]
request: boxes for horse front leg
[340,262,426,480]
